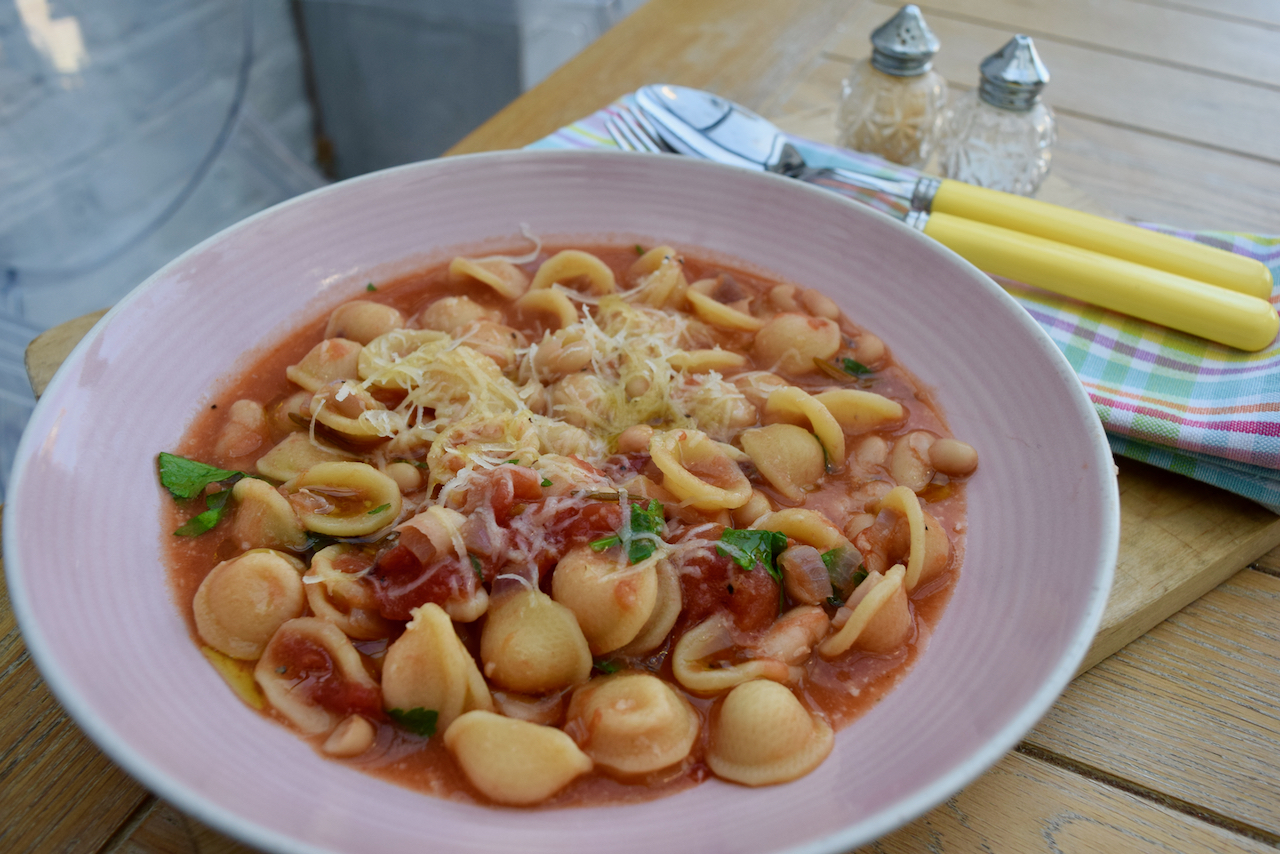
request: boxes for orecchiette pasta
[161,241,975,808]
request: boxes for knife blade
[635,84,1274,302]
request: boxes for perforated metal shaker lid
[869,5,941,77]
[977,35,1050,111]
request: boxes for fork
[604,105,676,154]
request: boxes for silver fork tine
[628,107,672,152]
[604,112,638,150]
[606,105,669,153]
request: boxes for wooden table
[5,1,1280,851]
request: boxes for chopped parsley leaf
[589,499,665,564]
[717,529,787,584]
[502,459,520,465]
[157,452,242,500]
[594,659,622,674]
[841,357,872,376]
[540,478,553,487]
[634,244,645,256]
[365,282,377,292]
[826,595,845,608]
[468,553,483,578]
[367,503,391,515]
[173,487,234,536]
[388,707,438,737]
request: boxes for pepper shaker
[938,35,1056,196]
[835,5,948,168]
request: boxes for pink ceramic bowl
[5,150,1118,854]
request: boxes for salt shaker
[836,5,948,168]
[938,35,1056,196]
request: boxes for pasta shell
[566,674,699,776]
[764,386,846,465]
[254,617,381,736]
[814,388,905,434]
[194,549,306,660]
[551,545,659,656]
[707,680,833,786]
[228,477,309,552]
[480,587,592,694]
[289,461,402,537]
[530,249,617,294]
[739,424,824,502]
[285,338,362,393]
[382,603,492,732]
[514,287,579,330]
[649,429,752,511]
[686,289,765,332]
[304,544,393,640]
[444,711,593,805]
[324,300,406,344]
[615,558,682,656]
[818,565,912,657]
[255,433,355,482]
[671,613,790,695]
[449,256,531,300]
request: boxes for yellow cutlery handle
[922,212,1279,352]
[931,181,1274,300]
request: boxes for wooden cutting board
[23,311,1280,671]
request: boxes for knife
[633,85,1278,351]
[635,85,1273,301]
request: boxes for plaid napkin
[527,100,1280,514]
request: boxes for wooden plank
[821,3,1280,164]
[1087,460,1280,671]
[26,308,107,398]
[861,749,1274,853]
[109,801,255,854]
[1140,0,1280,28]
[0,532,151,854]
[104,751,1272,854]
[772,55,1280,232]
[828,0,1280,88]
[1028,569,1280,835]
[446,0,852,157]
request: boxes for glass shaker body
[938,92,1056,195]
[838,60,948,168]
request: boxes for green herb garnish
[634,244,646,256]
[717,529,788,584]
[366,282,377,292]
[541,478,553,488]
[158,452,251,536]
[826,595,845,608]
[157,452,242,500]
[388,707,438,737]
[589,499,665,564]
[468,553,483,578]
[841,357,871,376]
[367,503,391,515]
[172,488,235,536]
[594,659,622,674]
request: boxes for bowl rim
[4,147,1120,854]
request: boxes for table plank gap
[860,749,1276,852]
[850,0,1280,91]
[1127,0,1280,29]
[1028,569,1280,834]
[1013,743,1280,847]
[819,3,1280,163]
[107,800,258,854]
[98,796,160,854]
